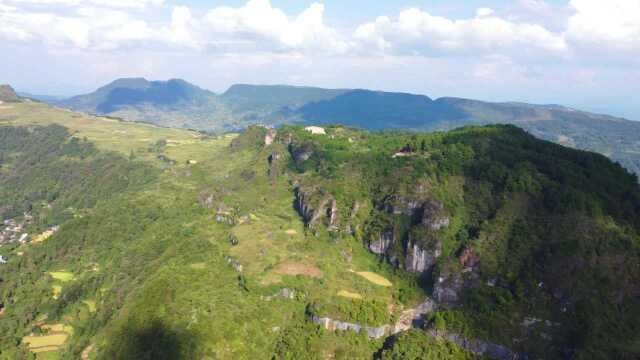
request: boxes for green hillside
[0,102,638,359]
[55,80,640,178]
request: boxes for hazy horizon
[2,0,640,120]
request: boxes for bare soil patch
[274,261,323,278]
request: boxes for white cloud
[476,8,495,18]
[0,3,155,49]
[353,7,568,58]
[565,0,640,54]
[204,0,348,53]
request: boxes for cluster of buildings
[0,214,32,245]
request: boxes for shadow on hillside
[106,319,195,360]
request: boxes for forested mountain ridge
[54,79,640,177]
[0,101,638,359]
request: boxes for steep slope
[0,85,19,102]
[276,124,640,358]
[0,101,638,359]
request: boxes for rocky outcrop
[290,142,315,165]
[427,329,521,360]
[421,200,450,230]
[268,150,284,178]
[215,203,235,225]
[369,230,394,255]
[432,250,481,307]
[264,128,277,146]
[312,316,388,339]
[367,197,448,273]
[294,187,339,230]
[311,298,437,339]
[405,237,442,273]
[432,272,464,306]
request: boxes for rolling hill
[53,79,640,177]
[0,101,638,359]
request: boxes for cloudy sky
[1,0,639,119]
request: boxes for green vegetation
[0,102,638,359]
[380,330,480,359]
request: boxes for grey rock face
[433,271,464,306]
[369,230,394,255]
[421,199,450,230]
[428,329,521,360]
[405,238,442,273]
[311,316,389,339]
[294,187,339,230]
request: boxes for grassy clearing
[337,290,363,299]
[354,271,393,287]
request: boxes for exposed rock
[311,316,388,339]
[421,199,450,230]
[216,203,235,225]
[427,329,521,360]
[405,237,442,273]
[383,195,424,217]
[304,126,326,135]
[267,149,286,178]
[264,128,277,146]
[224,256,243,272]
[280,288,295,300]
[198,190,214,209]
[433,270,464,306]
[290,142,315,165]
[459,247,480,270]
[369,230,394,255]
[311,298,437,339]
[294,187,339,230]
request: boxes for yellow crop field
[337,290,363,299]
[355,271,393,287]
[49,272,74,282]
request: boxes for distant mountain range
[47,78,640,177]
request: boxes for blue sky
[1,0,639,119]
